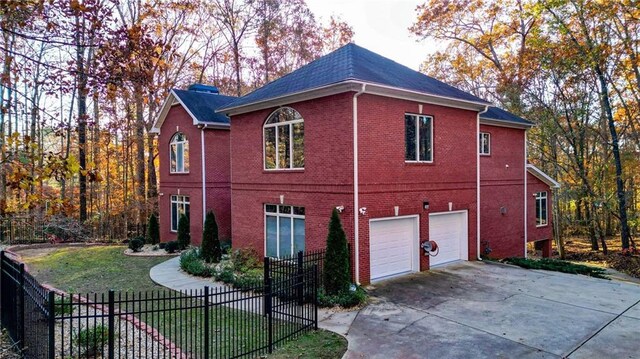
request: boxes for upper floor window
[170,132,189,173]
[535,192,548,226]
[264,107,304,170]
[479,132,490,155]
[405,114,433,162]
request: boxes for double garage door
[369,211,468,282]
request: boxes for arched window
[170,132,189,173]
[264,107,304,170]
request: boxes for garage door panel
[370,217,418,281]
[429,212,468,267]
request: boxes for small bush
[165,241,179,253]
[74,325,108,356]
[221,240,232,254]
[53,297,73,316]
[147,214,160,245]
[233,268,263,290]
[317,286,367,308]
[215,264,236,284]
[128,237,144,252]
[180,249,213,277]
[202,211,222,263]
[159,242,166,249]
[177,214,190,250]
[231,248,261,272]
[502,257,609,279]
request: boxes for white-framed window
[169,132,189,173]
[264,204,305,258]
[264,107,304,170]
[535,192,548,226]
[405,113,433,162]
[171,195,190,232]
[479,132,490,155]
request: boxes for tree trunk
[76,15,88,222]
[135,89,146,234]
[585,202,599,251]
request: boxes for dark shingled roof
[480,106,533,127]
[219,43,490,110]
[173,89,237,125]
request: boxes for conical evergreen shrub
[323,209,351,295]
[147,214,160,245]
[177,213,190,250]
[201,210,222,263]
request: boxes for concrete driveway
[345,261,640,359]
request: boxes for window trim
[479,132,491,155]
[264,204,305,258]
[404,113,434,163]
[170,195,190,232]
[263,107,304,171]
[169,132,189,174]
[535,191,548,227]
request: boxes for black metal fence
[0,217,47,244]
[0,251,318,359]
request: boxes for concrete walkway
[149,256,358,336]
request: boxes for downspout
[201,126,207,225]
[524,131,528,258]
[477,106,489,261]
[353,84,366,285]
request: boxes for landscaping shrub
[318,286,367,308]
[221,240,232,254]
[177,213,190,249]
[201,211,222,263]
[53,297,73,316]
[231,248,261,272]
[159,242,166,249]
[165,241,179,253]
[215,263,236,284]
[74,324,108,356]
[233,268,263,290]
[324,209,351,296]
[128,237,145,252]
[180,248,213,277]
[147,214,160,245]
[502,257,609,279]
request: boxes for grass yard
[17,245,347,358]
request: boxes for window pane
[405,115,416,161]
[183,141,189,171]
[265,204,277,213]
[293,206,305,215]
[170,144,177,172]
[278,125,290,168]
[264,127,276,169]
[184,201,190,222]
[292,122,304,168]
[294,218,305,253]
[279,205,291,214]
[171,202,178,231]
[176,143,183,172]
[279,218,292,257]
[266,216,278,257]
[541,198,547,224]
[418,116,432,161]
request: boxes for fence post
[204,286,209,359]
[296,251,303,306]
[48,291,55,359]
[264,258,273,353]
[108,290,115,359]
[18,263,25,352]
[313,264,318,330]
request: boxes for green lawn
[21,245,347,358]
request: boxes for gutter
[200,125,207,225]
[353,84,366,285]
[524,131,528,258]
[477,106,489,261]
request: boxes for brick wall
[158,104,231,245]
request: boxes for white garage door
[429,211,468,266]
[369,217,419,281]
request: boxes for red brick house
[151,85,236,245]
[153,44,559,284]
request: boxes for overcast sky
[306,0,439,71]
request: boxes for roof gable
[480,107,533,128]
[151,89,237,133]
[219,43,490,113]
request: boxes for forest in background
[1,0,639,256]
[0,0,353,239]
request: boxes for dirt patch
[559,236,640,280]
